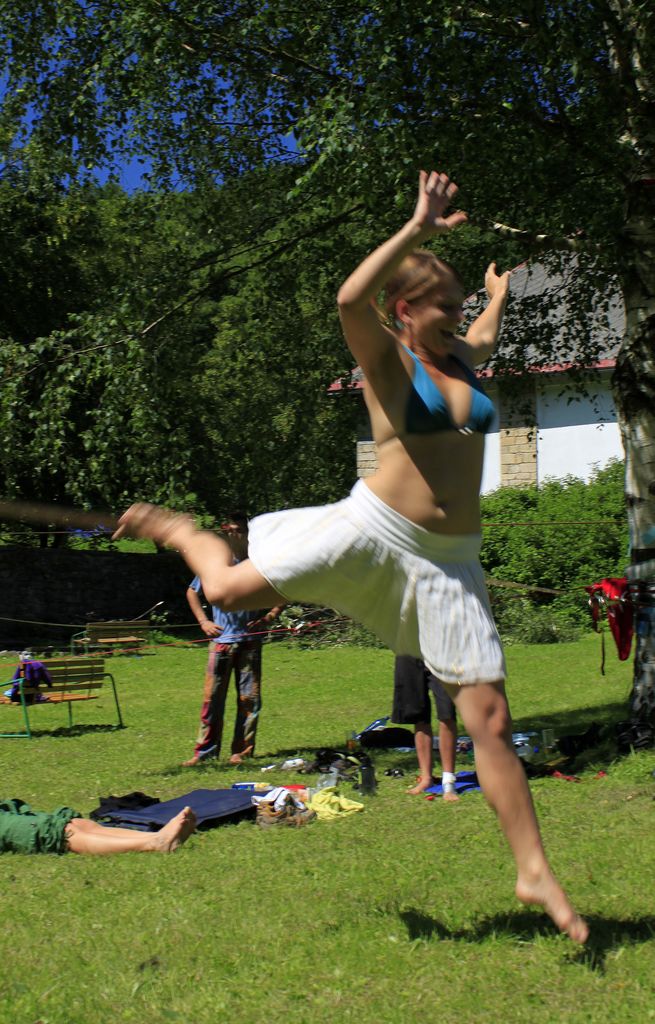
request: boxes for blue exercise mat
[98,789,256,831]
[425,771,480,796]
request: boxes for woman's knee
[455,682,512,742]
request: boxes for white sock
[442,771,456,794]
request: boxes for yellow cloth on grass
[307,788,364,819]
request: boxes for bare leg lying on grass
[65,807,197,855]
[445,681,589,944]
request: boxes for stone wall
[356,440,378,478]
[498,382,537,487]
[0,547,191,648]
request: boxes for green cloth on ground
[307,788,364,820]
[0,799,80,854]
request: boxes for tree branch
[486,219,601,253]
[148,0,345,89]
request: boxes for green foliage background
[0,171,366,520]
[480,461,628,642]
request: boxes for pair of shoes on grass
[256,803,316,829]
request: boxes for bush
[276,605,386,649]
[490,594,585,646]
[481,459,627,639]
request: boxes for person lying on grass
[0,799,196,855]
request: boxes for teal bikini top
[403,346,495,435]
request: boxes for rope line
[2,573,645,667]
[0,518,626,537]
[0,572,633,635]
[0,614,352,662]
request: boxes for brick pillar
[498,381,537,487]
[356,440,378,478]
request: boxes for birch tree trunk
[605,0,655,743]
[613,182,655,743]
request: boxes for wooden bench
[70,620,152,656]
[0,657,124,738]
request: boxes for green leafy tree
[0,181,215,528]
[0,167,365,537]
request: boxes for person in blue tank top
[115,170,588,944]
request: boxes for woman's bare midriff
[363,432,485,535]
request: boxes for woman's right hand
[411,170,468,237]
[485,261,511,300]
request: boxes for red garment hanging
[585,577,634,668]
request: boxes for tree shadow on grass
[399,907,655,971]
[512,699,628,739]
[156,745,357,779]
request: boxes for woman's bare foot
[113,503,196,550]
[152,807,197,852]
[407,775,436,795]
[442,789,460,803]
[516,870,589,943]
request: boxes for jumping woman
[116,170,588,943]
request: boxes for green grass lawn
[1,636,654,1024]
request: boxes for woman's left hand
[411,170,468,237]
[485,262,511,300]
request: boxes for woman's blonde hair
[380,250,460,327]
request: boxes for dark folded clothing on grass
[93,789,256,831]
[89,791,160,821]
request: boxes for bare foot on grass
[516,870,589,944]
[152,807,197,852]
[407,775,436,795]
[442,790,460,803]
[229,746,253,765]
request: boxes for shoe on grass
[256,803,316,829]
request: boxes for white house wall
[481,388,501,493]
[536,378,623,483]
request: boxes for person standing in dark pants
[183,513,283,767]
[393,655,460,800]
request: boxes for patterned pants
[193,640,262,760]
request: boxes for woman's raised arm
[337,171,467,373]
[463,262,511,365]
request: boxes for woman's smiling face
[397,274,465,353]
